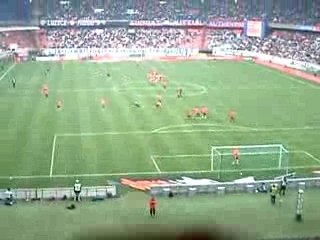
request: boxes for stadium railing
[0,185,117,200]
[149,177,320,196]
[1,177,319,200]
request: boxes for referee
[73,180,82,202]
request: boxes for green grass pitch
[0,60,320,188]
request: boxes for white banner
[41,48,192,58]
[213,50,320,73]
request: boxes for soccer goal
[211,144,289,178]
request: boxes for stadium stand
[39,0,320,23]
[45,28,202,49]
[207,30,320,64]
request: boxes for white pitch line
[49,135,57,177]
[151,123,254,133]
[303,151,320,164]
[2,165,320,180]
[57,130,149,137]
[152,154,210,159]
[0,64,16,82]
[56,125,320,137]
[153,151,312,159]
[150,156,161,173]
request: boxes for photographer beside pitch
[74,179,82,202]
[279,176,288,196]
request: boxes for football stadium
[0,0,320,239]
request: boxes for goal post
[211,144,289,179]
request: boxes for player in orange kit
[201,107,208,119]
[42,84,49,98]
[193,107,201,118]
[228,110,236,123]
[232,148,240,165]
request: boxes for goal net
[211,144,289,179]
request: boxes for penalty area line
[150,156,161,173]
[56,125,320,137]
[302,151,320,164]
[49,135,57,177]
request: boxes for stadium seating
[45,28,202,49]
[41,0,320,24]
[207,30,320,64]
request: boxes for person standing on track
[279,176,287,196]
[73,179,82,202]
[149,196,157,217]
[270,184,278,205]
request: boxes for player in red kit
[148,196,157,217]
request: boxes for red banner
[121,178,169,191]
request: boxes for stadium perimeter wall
[1,177,320,200]
[0,185,117,201]
[35,48,320,84]
[36,47,320,72]
[149,177,320,196]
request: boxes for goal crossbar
[211,144,288,151]
[214,151,286,156]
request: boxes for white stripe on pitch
[56,125,320,137]
[49,135,57,177]
[303,151,320,164]
[150,156,161,173]
[0,64,16,82]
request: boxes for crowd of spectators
[44,26,320,64]
[207,30,320,64]
[46,28,200,49]
[42,0,320,25]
